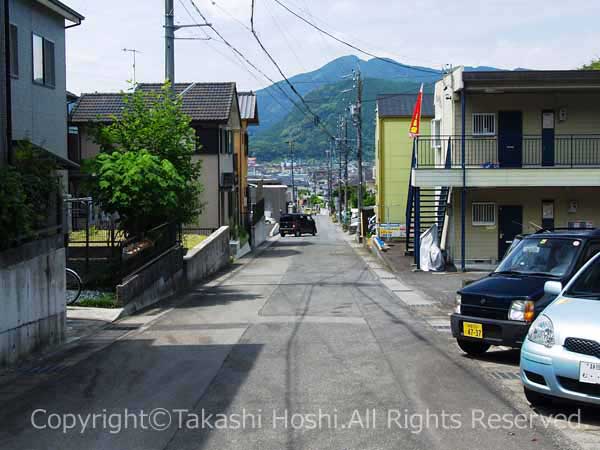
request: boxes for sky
[64,0,600,95]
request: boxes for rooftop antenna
[122,48,142,85]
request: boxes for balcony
[415,135,600,168]
[412,135,600,188]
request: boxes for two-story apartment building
[409,68,600,270]
[69,82,242,229]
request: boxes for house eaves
[35,0,84,26]
[462,70,600,93]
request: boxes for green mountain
[251,77,430,162]
[250,55,440,162]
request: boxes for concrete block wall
[116,246,185,314]
[0,236,66,366]
[184,226,230,285]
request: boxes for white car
[520,252,600,406]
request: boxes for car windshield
[565,257,600,299]
[494,237,582,277]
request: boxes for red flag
[409,84,424,137]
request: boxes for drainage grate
[490,371,520,380]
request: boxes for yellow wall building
[375,93,434,227]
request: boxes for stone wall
[0,236,66,366]
[184,226,230,285]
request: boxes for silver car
[521,252,600,406]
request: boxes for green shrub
[0,143,58,249]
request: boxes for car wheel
[312,231,316,236]
[456,339,491,356]
[524,387,553,407]
[295,231,300,237]
[280,232,285,237]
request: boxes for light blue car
[521,252,600,406]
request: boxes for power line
[271,0,442,76]
[249,1,335,139]
[187,0,318,132]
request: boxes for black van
[451,229,600,356]
[279,214,317,237]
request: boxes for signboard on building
[568,220,593,229]
[379,223,406,239]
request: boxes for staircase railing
[405,138,417,250]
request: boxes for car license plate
[463,322,483,339]
[579,362,600,384]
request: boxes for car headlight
[455,294,462,314]
[527,315,555,348]
[508,300,535,322]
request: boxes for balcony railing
[415,135,600,169]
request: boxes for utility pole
[327,140,333,214]
[342,116,349,224]
[164,0,211,84]
[122,48,142,85]
[352,69,364,241]
[287,140,296,212]
[165,0,175,83]
[337,136,343,223]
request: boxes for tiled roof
[238,91,259,123]
[70,93,127,123]
[137,82,236,122]
[70,82,237,123]
[376,93,434,118]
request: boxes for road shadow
[273,239,314,247]
[462,348,521,367]
[180,286,262,308]
[0,335,263,450]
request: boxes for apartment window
[9,24,18,78]
[472,202,496,226]
[431,119,441,149]
[473,113,495,136]
[32,34,55,87]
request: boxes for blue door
[498,111,523,168]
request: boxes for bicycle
[66,268,83,305]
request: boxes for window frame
[472,113,496,137]
[9,24,18,78]
[431,119,441,149]
[472,202,496,226]
[31,33,56,88]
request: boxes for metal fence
[415,135,600,168]
[65,198,179,287]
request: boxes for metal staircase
[405,139,451,256]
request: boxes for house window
[431,119,441,149]
[32,33,55,87]
[473,113,495,136]
[472,202,496,226]
[9,24,18,78]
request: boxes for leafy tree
[85,83,203,233]
[580,58,600,70]
[0,143,58,248]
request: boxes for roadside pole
[353,69,364,242]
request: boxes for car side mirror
[544,281,563,296]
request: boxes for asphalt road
[0,216,565,450]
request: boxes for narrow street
[0,216,570,450]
